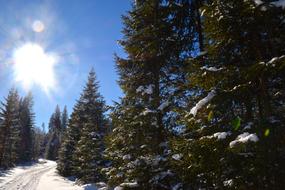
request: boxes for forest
[0,0,285,189]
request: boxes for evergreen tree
[57,104,81,176]
[45,105,62,160]
[58,69,106,182]
[171,0,285,189]
[104,0,195,189]
[61,106,68,132]
[73,69,106,183]
[18,92,35,162]
[0,88,21,168]
[33,126,46,160]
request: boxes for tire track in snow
[0,163,55,190]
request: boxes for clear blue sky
[0,0,131,128]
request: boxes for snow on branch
[229,132,259,148]
[201,66,223,72]
[158,101,170,111]
[213,132,231,140]
[115,182,139,189]
[254,0,285,8]
[190,90,216,117]
[136,84,154,95]
[260,55,285,67]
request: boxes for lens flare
[32,20,45,33]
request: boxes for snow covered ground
[0,159,97,190]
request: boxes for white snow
[142,108,156,115]
[116,182,139,189]
[136,86,144,93]
[254,0,285,8]
[223,179,233,187]
[244,122,253,130]
[200,9,206,17]
[272,0,285,8]
[158,101,170,111]
[172,183,183,190]
[145,85,154,94]
[199,51,207,56]
[200,131,231,140]
[213,132,231,140]
[81,184,98,190]
[136,84,154,95]
[229,132,259,148]
[254,0,263,5]
[123,154,131,160]
[0,159,98,190]
[201,66,223,72]
[190,90,216,116]
[172,154,182,161]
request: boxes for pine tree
[61,106,68,132]
[0,88,21,168]
[18,92,35,162]
[104,0,196,189]
[33,126,45,160]
[171,0,285,189]
[57,103,81,176]
[45,105,62,160]
[72,69,106,183]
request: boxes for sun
[13,43,57,93]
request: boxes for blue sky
[0,0,131,128]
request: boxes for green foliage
[57,69,106,183]
[0,89,36,168]
[170,0,285,189]
[45,105,63,160]
[231,117,241,131]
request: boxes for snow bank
[37,163,83,190]
[229,132,259,148]
[190,90,216,116]
[0,159,87,190]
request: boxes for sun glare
[13,43,57,93]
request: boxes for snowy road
[0,160,86,190]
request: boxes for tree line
[0,89,42,168]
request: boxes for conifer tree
[61,106,68,132]
[171,0,285,189]
[104,0,196,189]
[72,69,106,183]
[0,88,21,168]
[57,104,81,176]
[45,105,62,160]
[33,126,46,160]
[58,69,106,181]
[18,92,35,162]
